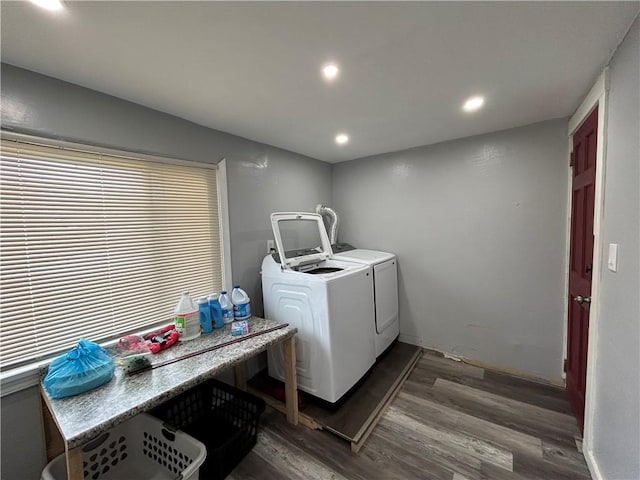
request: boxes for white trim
[584,447,604,480]
[568,69,610,134]
[566,67,609,455]
[0,363,45,397]
[0,130,217,170]
[217,158,234,290]
[561,139,572,382]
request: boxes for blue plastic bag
[43,338,115,399]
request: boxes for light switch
[607,243,618,272]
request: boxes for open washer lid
[271,212,333,270]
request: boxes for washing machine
[263,212,376,404]
[332,243,399,357]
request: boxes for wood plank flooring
[229,351,590,480]
[303,342,422,442]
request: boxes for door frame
[564,67,609,479]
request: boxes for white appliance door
[270,212,333,269]
[374,259,398,333]
[326,266,376,401]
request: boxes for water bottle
[219,291,234,325]
[231,285,251,320]
[198,296,213,334]
[174,292,201,341]
[208,293,224,329]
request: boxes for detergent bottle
[208,293,224,329]
[198,296,213,334]
[219,291,235,325]
[231,285,252,320]
[174,292,201,341]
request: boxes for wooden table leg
[283,336,299,425]
[234,361,248,391]
[41,394,65,462]
[65,445,83,480]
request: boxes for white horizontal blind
[0,137,222,370]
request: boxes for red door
[566,106,598,432]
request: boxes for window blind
[0,137,223,370]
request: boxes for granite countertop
[41,317,297,448]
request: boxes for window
[0,135,223,370]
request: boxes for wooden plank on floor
[227,450,286,480]
[385,405,514,472]
[248,386,319,430]
[541,440,592,478]
[251,429,347,480]
[262,410,411,480]
[414,354,486,379]
[478,370,571,414]
[234,352,590,480]
[364,429,455,480]
[512,452,592,480]
[393,391,543,459]
[433,378,578,445]
[413,355,571,414]
[350,344,422,450]
[430,378,580,446]
[306,342,421,442]
[374,416,483,480]
[401,378,578,447]
[452,473,474,480]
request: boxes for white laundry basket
[41,413,206,480]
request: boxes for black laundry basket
[151,379,265,480]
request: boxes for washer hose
[315,204,339,244]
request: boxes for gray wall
[590,15,639,480]
[0,64,332,479]
[333,119,569,382]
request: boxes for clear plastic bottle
[231,285,251,320]
[174,292,201,341]
[219,291,234,325]
[198,296,213,334]
[208,293,224,329]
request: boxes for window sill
[1,361,46,397]
[1,322,170,398]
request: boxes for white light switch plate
[267,239,275,254]
[607,243,618,272]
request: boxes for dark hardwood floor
[229,352,590,480]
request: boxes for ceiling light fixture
[322,63,339,81]
[335,133,349,145]
[463,96,485,112]
[29,0,65,11]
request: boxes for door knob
[574,295,591,305]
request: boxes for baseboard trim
[584,446,602,480]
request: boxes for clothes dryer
[263,213,376,404]
[332,243,399,357]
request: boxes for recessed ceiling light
[29,0,65,11]
[463,96,485,112]
[322,64,339,81]
[335,133,349,145]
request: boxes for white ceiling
[1,2,638,163]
